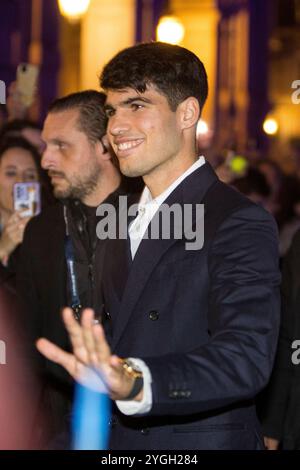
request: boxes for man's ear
[178,97,200,130]
[101,134,109,149]
[96,134,111,161]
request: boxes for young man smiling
[37,42,280,450]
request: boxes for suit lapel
[103,193,139,318]
[111,162,218,350]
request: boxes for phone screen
[13,182,41,217]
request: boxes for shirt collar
[138,156,205,210]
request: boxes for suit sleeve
[144,205,281,416]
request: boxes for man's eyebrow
[45,138,69,145]
[122,96,153,105]
[105,96,153,110]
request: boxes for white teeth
[117,140,142,151]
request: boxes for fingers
[61,307,89,364]
[61,307,112,368]
[80,309,112,368]
[110,355,123,369]
[8,81,17,93]
[80,309,98,364]
[7,212,22,226]
[7,213,29,232]
[107,355,137,400]
[61,308,123,393]
[8,211,31,223]
[6,221,27,245]
[91,321,112,364]
[108,355,126,382]
[1,215,27,252]
[36,338,76,377]
[42,307,132,400]
[64,308,113,373]
[20,215,32,225]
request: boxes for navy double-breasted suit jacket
[102,162,281,450]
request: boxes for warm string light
[156,15,185,45]
[58,0,90,23]
[263,117,279,135]
[197,119,209,136]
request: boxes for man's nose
[108,112,131,137]
[41,147,55,170]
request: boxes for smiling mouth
[116,139,143,152]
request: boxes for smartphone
[16,63,39,107]
[13,182,41,217]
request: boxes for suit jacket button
[141,428,150,435]
[149,310,159,321]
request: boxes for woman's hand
[6,81,39,121]
[0,212,31,262]
[6,81,28,120]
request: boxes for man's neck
[144,153,198,199]
[81,174,121,207]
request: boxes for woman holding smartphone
[0,136,43,273]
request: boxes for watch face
[121,359,143,378]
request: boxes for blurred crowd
[213,146,300,258]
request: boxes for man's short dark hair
[100,42,208,112]
[48,90,107,144]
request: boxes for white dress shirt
[116,156,205,415]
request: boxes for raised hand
[36,307,143,401]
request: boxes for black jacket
[260,230,300,449]
[16,188,125,442]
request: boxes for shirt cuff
[116,358,152,415]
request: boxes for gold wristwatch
[120,358,143,379]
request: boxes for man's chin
[120,164,145,178]
[53,186,71,199]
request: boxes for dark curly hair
[100,42,208,113]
